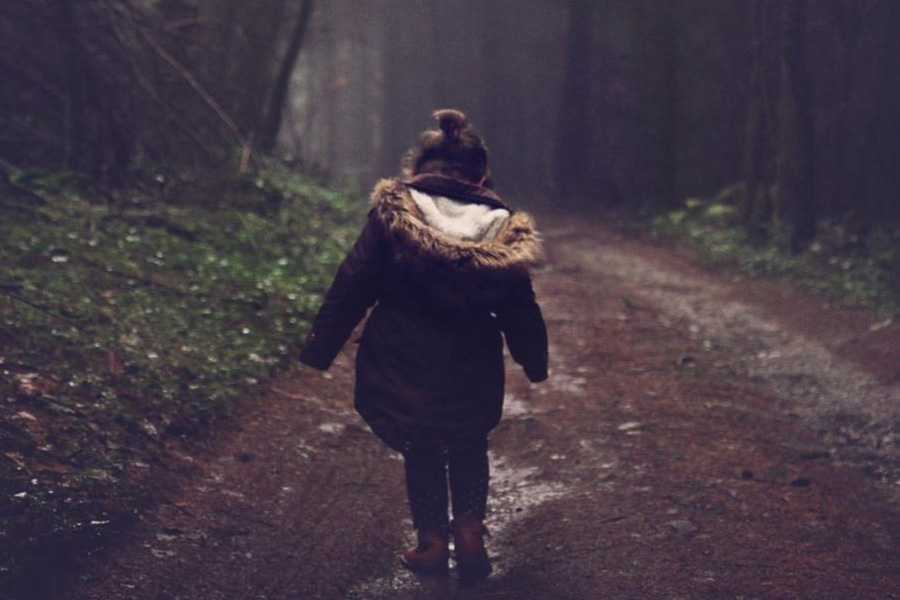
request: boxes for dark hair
[403,109,489,183]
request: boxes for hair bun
[434,109,469,141]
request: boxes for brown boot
[400,525,450,574]
[451,515,491,579]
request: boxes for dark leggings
[402,437,489,530]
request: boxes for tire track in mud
[549,226,899,492]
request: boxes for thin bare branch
[138,29,248,147]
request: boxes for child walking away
[298,109,548,579]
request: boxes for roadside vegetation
[0,163,365,591]
[652,190,900,317]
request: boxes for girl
[298,109,548,578]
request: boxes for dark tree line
[2,0,898,248]
[288,0,898,250]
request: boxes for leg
[400,443,450,573]
[448,437,489,521]
[403,443,449,530]
[448,437,492,578]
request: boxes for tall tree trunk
[775,0,816,251]
[654,0,679,210]
[212,0,239,89]
[378,1,406,177]
[429,2,451,105]
[554,0,594,198]
[322,1,339,171]
[633,0,679,211]
[741,0,774,239]
[826,0,862,222]
[59,0,83,169]
[351,0,376,186]
[236,0,288,136]
[259,0,314,154]
[482,1,511,186]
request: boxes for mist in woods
[290,0,900,248]
[3,1,900,245]
[2,2,900,598]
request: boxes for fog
[280,0,900,242]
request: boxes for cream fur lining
[409,189,510,243]
[370,178,543,273]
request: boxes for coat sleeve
[495,271,549,383]
[298,213,387,370]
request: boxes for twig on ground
[598,514,628,525]
[1,452,34,476]
[271,387,304,401]
[1,290,85,327]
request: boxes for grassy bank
[652,196,900,317]
[0,163,366,594]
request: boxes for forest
[1,1,898,598]
[3,1,900,243]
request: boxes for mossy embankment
[0,164,365,595]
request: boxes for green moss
[0,162,366,592]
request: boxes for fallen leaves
[12,410,37,421]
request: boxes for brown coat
[299,175,548,451]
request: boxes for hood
[408,188,510,243]
[369,177,543,276]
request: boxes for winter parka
[298,173,548,452]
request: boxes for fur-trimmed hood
[369,177,543,276]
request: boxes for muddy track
[60,217,899,600]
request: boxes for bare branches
[140,30,248,150]
[105,0,250,164]
[0,0,268,177]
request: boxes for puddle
[318,422,345,434]
[486,454,567,532]
[503,393,539,418]
[549,372,586,395]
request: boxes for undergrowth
[0,162,366,595]
[651,196,900,316]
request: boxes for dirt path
[61,217,899,600]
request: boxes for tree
[740,0,776,239]
[774,0,816,250]
[554,0,595,198]
[232,0,289,137]
[377,0,408,177]
[259,0,315,154]
[638,0,680,210]
[481,0,527,191]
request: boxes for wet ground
[61,216,899,600]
